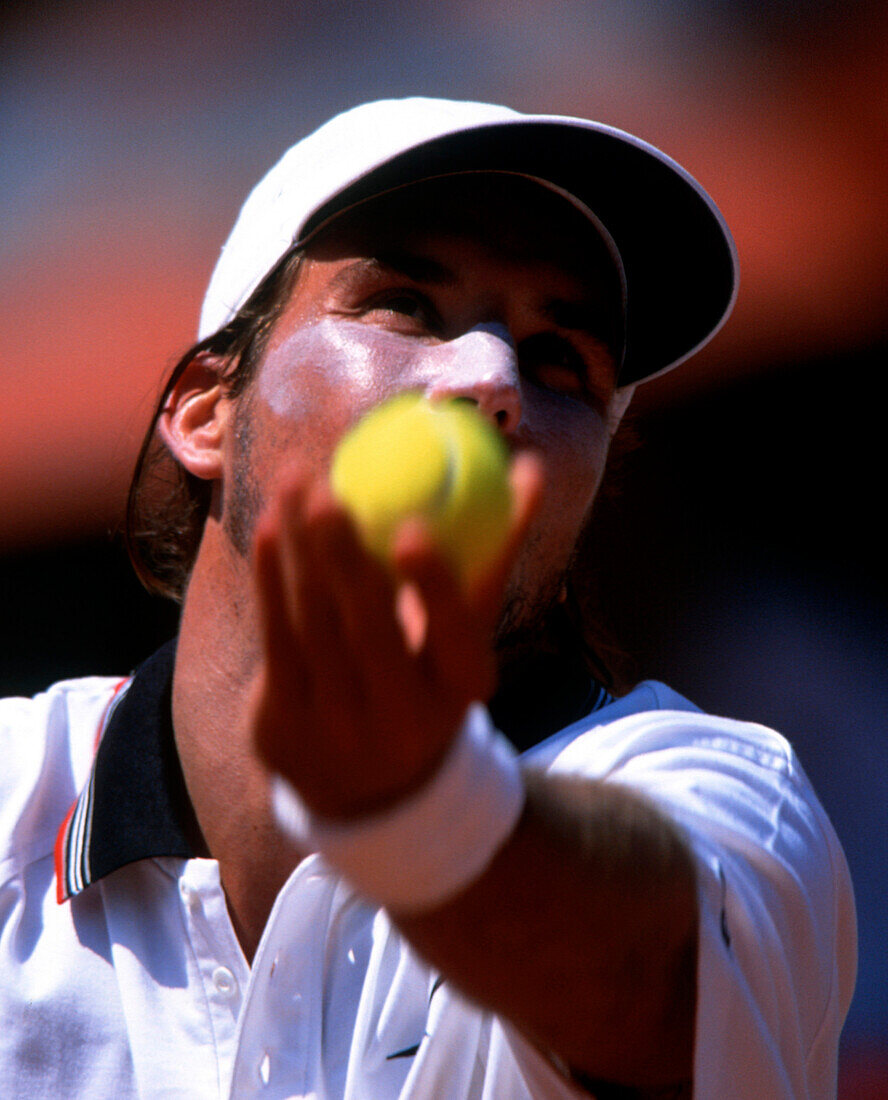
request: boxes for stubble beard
[492,529,575,672]
[223,399,265,560]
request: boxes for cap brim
[300,119,737,388]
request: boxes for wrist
[271,704,525,913]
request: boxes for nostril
[430,383,518,434]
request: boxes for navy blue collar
[56,640,196,901]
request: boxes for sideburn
[223,393,265,559]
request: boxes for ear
[158,354,232,481]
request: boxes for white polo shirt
[1,644,856,1098]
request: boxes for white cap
[199,96,738,387]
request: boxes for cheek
[526,399,611,512]
[256,319,433,433]
[257,323,372,433]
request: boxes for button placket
[179,878,200,910]
[229,856,334,1097]
[175,860,250,1097]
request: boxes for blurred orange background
[3,1,887,547]
[2,3,886,1092]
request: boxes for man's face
[223,175,627,645]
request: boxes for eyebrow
[327,251,458,292]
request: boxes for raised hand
[249,452,543,822]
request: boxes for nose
[427,323,522,435]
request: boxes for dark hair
[125,248,305,601]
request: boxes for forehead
[302,174,622,298]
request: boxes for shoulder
[523,677,855,970]
[0,676,123,873]
[526,679,794,786]
[525,681,857,1087]
[527,681,839,881]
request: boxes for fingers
[389,521,493,700]
[255,451,543,687]
[255,471,406,708]
[251,472,471,817]
[390,451,544,703]
[393,449,545,629]
[249,450,544,816]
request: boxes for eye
[520,333,591,397]
[363,290,438,331]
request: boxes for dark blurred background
[2,2,886,1093]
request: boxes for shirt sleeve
[540,705,857,1100]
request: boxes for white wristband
[270,703,525,913]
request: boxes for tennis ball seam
[331,393,511,585]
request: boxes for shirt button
[179,880,198,908]
[212,965,238,998]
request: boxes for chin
[494,571,566,661]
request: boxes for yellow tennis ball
[330,392,512,586]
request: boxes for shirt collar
[55,638,611,903]
[55,639,199,903]
[489,652,612,754]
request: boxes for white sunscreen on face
[257,319,397,420]
[257,318,521,422]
